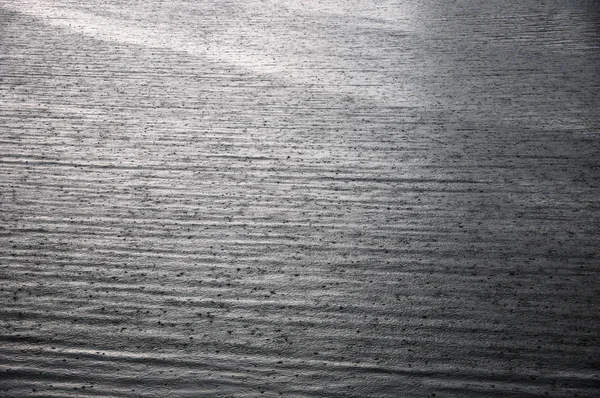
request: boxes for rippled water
[1,0,599,397]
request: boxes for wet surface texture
[1,0,599,396]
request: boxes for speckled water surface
[1,0,599,397]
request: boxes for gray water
[1,0,599,397]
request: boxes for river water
[1,0,599,397]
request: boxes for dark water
[1,0,599,396]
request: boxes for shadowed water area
[1,0,599,397]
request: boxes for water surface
[1,0,599,396]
